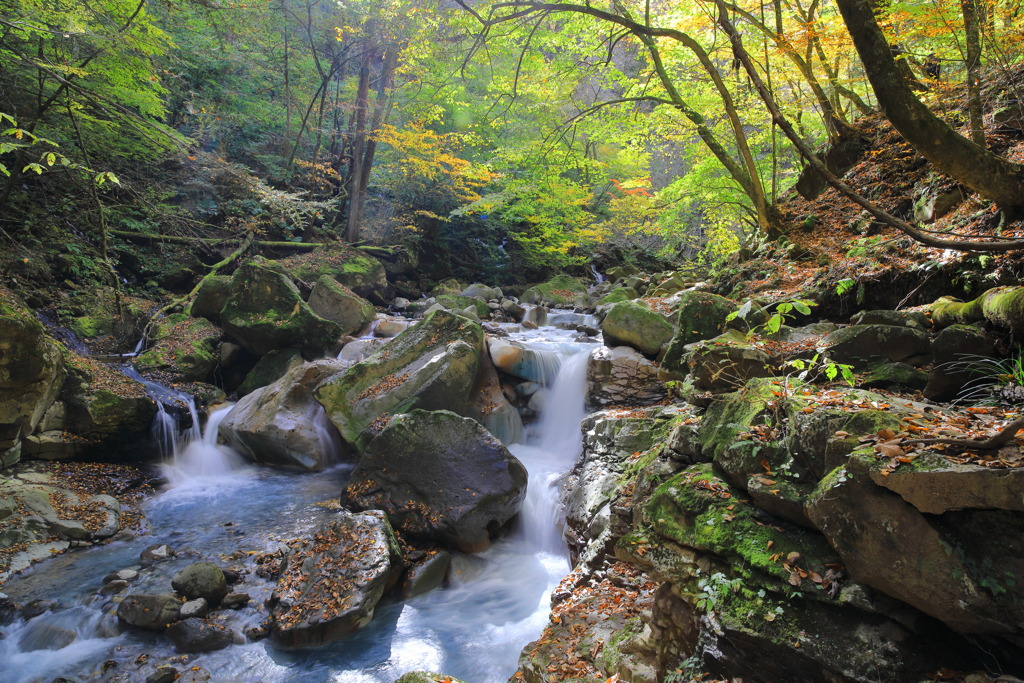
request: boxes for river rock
[488,337,560,383]
[341,410,527,552]
[600,301,675,357]
[586,345,667,407]
[165,618,234,653]
[0,289,65,466]
[400,550,452,599]
[140,544,176,566]
[171,562,228,605]
[220,359,347,470]
[270,510,403,648]
[236,347,304,397]
[221,256,341,357]
[133,313,220,383]
[395,673,469,683]
[461,283,501,300]
[849,309,929,328]
[869,452,1024,514]
[306,276,376,337]
[178,598,209,619]
[117,593,182,630]
[500,299,526,321]
[315,310,484,452]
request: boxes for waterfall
[590,263,606,283]
[160,403,247,487]
[511,348,589,555]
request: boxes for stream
[1,318,594,683]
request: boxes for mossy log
[111,230,320,251]
[931,286,1024,336]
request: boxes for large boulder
[805,454,1016,635]
[823,324,930,367]
[341,410,528,552]
[314,310,484,452]
[686,330,774,392]
[25,354,156,461]
[586,345,667,408]
[189,275,233,322]
[220,360,347,470]
[488,337,561,384]
[306,276,376,337]
[434,294,490,318]
[660,292,737,373]
[220,257,341,357]
[270,510,403,647]
[133,313,220,382]
[282,243,390,304]
[520,275,590,307]
[236,347,304,397]
[0,289,65,466]
[600,301,674,358]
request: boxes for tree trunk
[345,59,371,243]
[835,0,1024,215]
[962,0,986,147]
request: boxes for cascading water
[0,322,591,683]
[160,403,248,487]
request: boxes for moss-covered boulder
[430,278,464,297]
[395,674,468,683]
[461,283,501,300]
[133,313,220,382]
[596,286,636,306]
[314,310,484,452]
[236,347,304,397]
[0,289,65,466]
[282,242,389,304]
[25,354,156,461]
[221,257,341,358]
[434,294,490,318]
[661,292,738,373]
[189,275,233,322]
[306,276,376,337]
[686,329,774,392]
[341,410,527,553]
[520,275,591,307]
[600,301,675,357]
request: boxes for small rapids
[0,323,592,682]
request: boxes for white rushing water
[1,325,592,683]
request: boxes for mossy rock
[281,242,389,304]
[520,275,590,307]
[661,292,738,373]
[134,314,221,382]
[0,288,66,461]
[189,275,233,322]
[236,348,304,397]
[59,353,157,448]
[395,673,468,683]
[315,310,485,452]
[600,300,674,357]
[306,276,376,337]
[221,256,341,358]
[69,316,112,339]
[597,286,636,306]
[434,294,490,318]
[860,362,929,390]
[685,329,775,393]
[640,463,840,589]
[430,278,464,297]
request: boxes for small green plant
[1,113,118,186]
[694,571,743,612]
[727,297,816,337]
[787,354,856,387]
[835,278,856,296]
[942,353,1024,405]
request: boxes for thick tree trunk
[835,0,1024,215]
[961,0,986,147]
